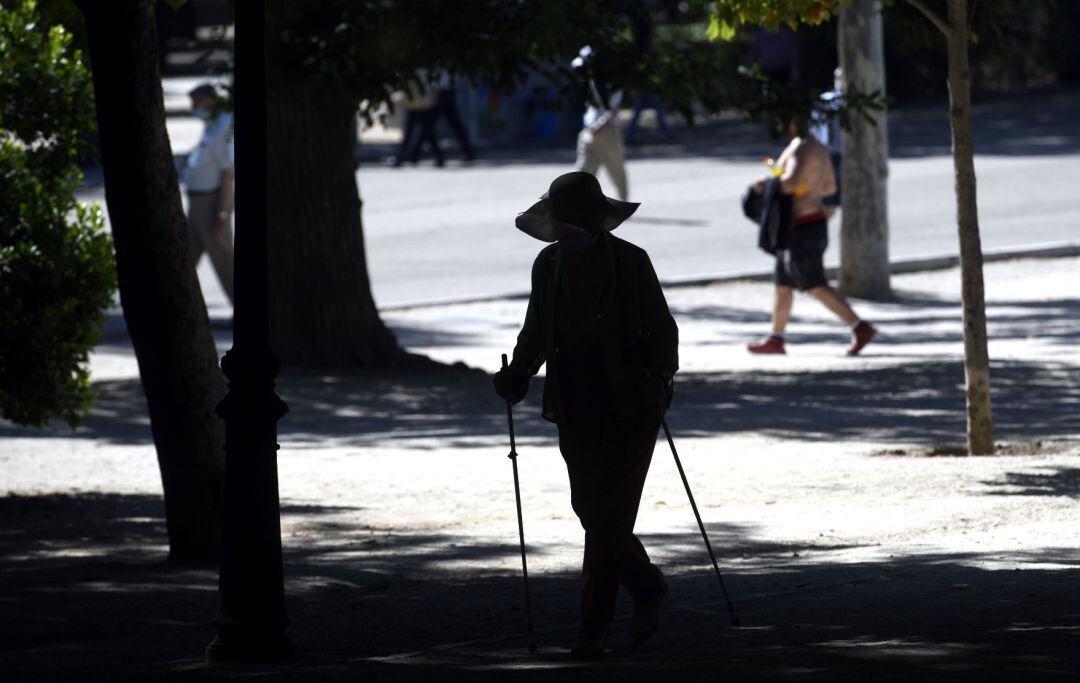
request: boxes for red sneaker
[747,335,786,354]
[847,321,877,356]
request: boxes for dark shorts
[775,219,828,291]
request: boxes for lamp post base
[205,624,295,664]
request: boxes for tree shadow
[671,359,1080,444]
[3,356,1078,451]
[982,466,1080,499]
[889,90,1080,158]
[3,493,1079,680]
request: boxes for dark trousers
[434,89,474,160]
[558,415,666,625]
[398,108,444,165]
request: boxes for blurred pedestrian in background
[625,91,674,144]
[747,113,876,356]
[386,79,444,168]
[432,71,476,162]
[182,82,234,304]
[810,67,844,209]
[571,46,629,200]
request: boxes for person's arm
[587,84,621,133]
[636,252,678,382]
[213,166,234,237]
[509,254,548,377]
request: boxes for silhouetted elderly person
[493,171,678,656]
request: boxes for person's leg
[560,416,663,627]
[394,111,418,165]
[772,284,795,335]
[625,99,645,141]
[203,215,235,304]
[185,192,210,268]
[560,423,618,628]
[653,99,673,138]
[807,285,857,325]
[437,89,474,160]
[574,128,600,175]
[594,126,628,200]
[749,260,794,353]
[410,110,442,164]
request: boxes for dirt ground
[3,258,1080,680]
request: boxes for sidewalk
[3,256,1079,680]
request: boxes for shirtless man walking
[748,116,876,355]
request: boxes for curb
[380,240,1080,312]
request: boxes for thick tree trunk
[945,0,994,454]
[79,0,226,560]
[838,0,891,299]
[265,78,403,366]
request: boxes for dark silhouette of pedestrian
[432,73,475,161]
[386,86,444,167]
[494,171,678,657]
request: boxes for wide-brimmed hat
[515,172,639,242]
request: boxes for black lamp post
[205,0,292,662]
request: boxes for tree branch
[903,0,954,39]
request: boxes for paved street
[77,88,1080,311]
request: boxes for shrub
[0,0,116,427]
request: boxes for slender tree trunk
[79,0,226,559]
[945,0,994,454]
[838,0,891,299]
[265,78,403,366]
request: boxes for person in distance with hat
[493,171,678,657]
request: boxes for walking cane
[661,418,741,627]
[502,354,537,652]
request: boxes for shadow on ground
[2,493,1078,680]
[4,357,1077,450]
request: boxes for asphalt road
[79,88,1080,310]
[358,91,1080,307]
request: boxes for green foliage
[0,0,116,427]
[268,1,621,118]
[709,0,843,40]
[265,1,753,125]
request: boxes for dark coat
[508,235,678,423]
[742,177,791,255]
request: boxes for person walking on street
[182,82,234,304]
[493,172,677,657]
[431,71,475,162]
[747,115,876,355]
[810,67,844,209]
[386,81,445,168]
[571,46,629,200]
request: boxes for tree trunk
[945,0,994,454]
[79,0,226,560]
[265,78,403,366]
[838,0,891,299]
